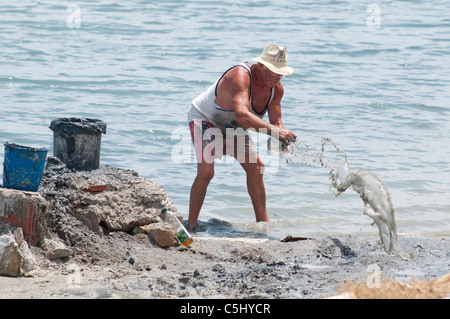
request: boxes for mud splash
[332,163,400,255]
[271,137,401,255]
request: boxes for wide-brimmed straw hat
[253,44,294,76]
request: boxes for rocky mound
[40,157,179,246]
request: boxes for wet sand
[0,231,448,299]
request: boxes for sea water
[0,1,449,242]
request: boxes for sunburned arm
[232,70,272,133]
[267,84,297,146]
[267,82,285,129]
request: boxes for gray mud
[0,161,448,299]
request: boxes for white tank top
[189,62,274,133]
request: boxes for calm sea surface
[1,0,449,240]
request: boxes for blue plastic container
[3,142,48,192]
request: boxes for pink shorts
[189,120,216,163]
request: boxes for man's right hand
[274,127,297,146]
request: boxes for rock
[140,222,176,248]
[0,233,21,276]
[41,238,71,260]
[0,225,38,276]
[18,241,36,274]
[45,156,67,171]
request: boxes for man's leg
[188,120,218,229]
[188,161,214,229]
[228,132,269,222]
[239,155,269,222]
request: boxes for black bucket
[49,117,107,171]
